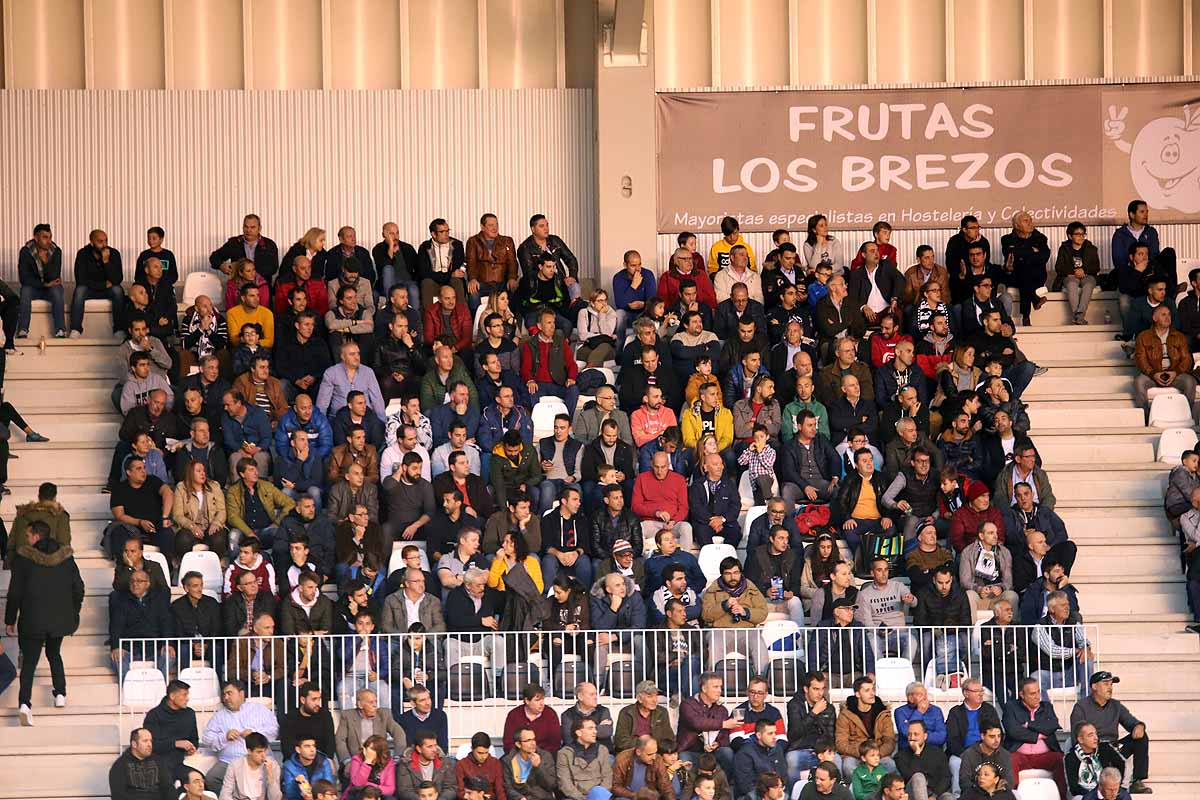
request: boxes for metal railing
[115,622,1100,746]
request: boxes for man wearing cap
[813,597,873,689]
[594,538,645,589]
[1070,672,1152,794]
[614,681,675,753]
[949,481,1005,554]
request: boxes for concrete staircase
[0,295,1195,797]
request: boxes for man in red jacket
[632,451,694,551]
[520,308,580,413]
[423,284,473,359]
[659,247,718,310]
[949,481,1005,553]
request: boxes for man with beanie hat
[948,482,1005,554]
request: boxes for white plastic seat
[182,271,226,310]
[122,667,167,708]
[762,620,803,657]
[737,471,778,511]
[143,551,171,584]
[1146,386,1182,401]
[741,506,768,547]
[178,666,221,708]
[587,366,616,386]
[472,303,490,337]
[1015,776,1059,800]
[1158,427,1199,463]
[1148,392,1192,428]
[698,542,738,583]
[178,550,223,598]
[385,398,404,419]
[873,657,916,694]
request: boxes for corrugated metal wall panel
[656,224,1200,274]
[0,89,596,282]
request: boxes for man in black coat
[846,242,903,327]
[171,572,222,668]
[142,679,199,776]
[209,214,279,281]
[4,519,83,725]
[109,569,176,680]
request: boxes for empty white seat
[385,397,404,418]
[178,550,223,598]
[1158,427,1199,463]
[178,666,221,708]
[1015,776,1059,800]
[698,542,738,583]
[122,667,167,708]
[532,399,568,438]
[1149,392,1193,428]
[182,271,225,310]
[762,620,804,656]
[1146,386,1182,400]
[873,657,916,694]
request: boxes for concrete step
[1022,291,1119,326]
[1089,613,1195,635]
[6,421,120,442]
[1063,513,1174,539]
[1024,372,1135,397]
[1018,338,1128,361]
[1027,405,1146,429]
[1025,395,1135,410]
[1078,586,1190,616]
[1072,543,1181,576]
[1036,436,1156,465]
[4,442,114,480]
[4,342,120,375]
[23,298,120,340]
[1043,465,1170,501]
[1,378,113,409]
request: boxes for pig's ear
[1185,105,1200,131]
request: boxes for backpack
[794,504,832,536]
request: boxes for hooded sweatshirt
[222,553,278,598]
[143,696,199,770]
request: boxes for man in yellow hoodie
[707,216,757,275]
[680,382,735,471]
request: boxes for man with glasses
[953,247,1014,339]
[417,217,467,309]
[381,566,446,633]
[946,678,1002,792]
[502,725,559,800]
[946,215,992,303]
[575,385,633,447]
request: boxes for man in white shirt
[201,679,279,791]
[380,423,431,482]
[714,246,763,305]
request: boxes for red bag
[794,503,831,535]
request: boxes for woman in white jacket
[574,289,620,366]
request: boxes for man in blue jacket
[281,735,337,800]
[273,393,334,462]
[893,683,947,751]
[222,390,273,479]
[733,718,789,799]
[688,453,742,547]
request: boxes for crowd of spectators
[4,205,1173,800]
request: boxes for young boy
[312,780,339,800]
[806,263,833,309]
[850,740,887,800]
[685,355,716,406]
[737,424,777,503]
[232,323,270,377]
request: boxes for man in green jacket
[225,458,295,550]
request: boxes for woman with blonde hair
[574,288,619,366]
[171,460,228,562]
[474,287,523,344]
[223,258,270,311]
[281,226,328,282]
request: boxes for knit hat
[966,481,989,502]
[612,539,633,556]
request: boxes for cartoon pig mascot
[1106,104,1200,213]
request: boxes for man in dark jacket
[73,229,125,336]
[912,565,972,677]
[17,223,66,338]
[108,569,175,679]
[280,681,337,760]
[170,572,222,667]
[835,447,893,556]
[502,724,559,800]
[109,728,175,800]
[142,680,199,775]
[275,310,332,401]
[896,719,953,800]
[1002,677,1068,798]
[688,453,742,547]
[780,411,840,512]
[209,214,280,281]
[589,486,642,558]
[785,671,839,780]
[733,718,788,800]
[4,520,83,725]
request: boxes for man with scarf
[701,557,768,669]
[649,563,701,626]
[1066,721,1125,798]
[556,718,613,800]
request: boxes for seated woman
[487,530,544,595]
[489,529,549,641]
[574,289,619,367]
[337,610,392,710]
[343,734,397,800]
[171,459,229,562]
[223,258,270,312]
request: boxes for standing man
[5,519,82,727]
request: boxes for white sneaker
[68,330,81,339]
[18,704,32,726]
[53,694,65,708]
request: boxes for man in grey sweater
[855,555,918,657]
[956,721,1013,795]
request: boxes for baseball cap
[831,597,857,610]
[1089,671,1120,685]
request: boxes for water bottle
[1103,308,1112,325]
[37,336,46,355]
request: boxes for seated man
[221,391,272,479]
[633,451,693,554]
[502,724,560,800]
[970,308,1043,399]
[423,283,473,361]
[701,558,768,670]
[381,452,435,544]
[107,569,174,676]
[835,676,898,776]
[946,681,1004,792]
[72,229,125,338]
[226,458,295,555]
[1019,558,1080,624]
[431,451,492,523]
[317,340,387,422]
[107,456,174,559]
[744,524,806,627]
[491,429,546,511]
[1134,304,1198,422]
[555,717,613,800]
[536,414,583,513]
[811,597,873,688]
[912,564,972,678]
[120,351,174,416]
[1002,677,1068,798]
[332,389,387,452]
[680,380,734,457]
[677,672,739,774]
[521,307,580,413]
[1031,591,1093,699]
[781,410,840,512]
[835,448,895,558]
[644,527,706,600]
[1070,671,1152,795]
[958,520,1021,621]
[896,719,953,800]
[540,486,593,588]
[328,423,380,485]
[325,284,376,363]
[687,453,741,548]
[854,556,916,657]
